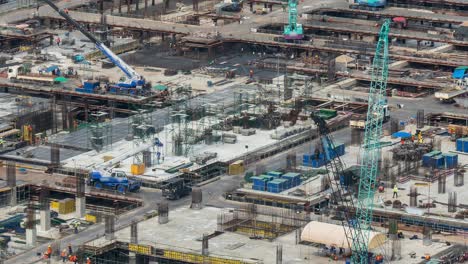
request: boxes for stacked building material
[251,172,302,193]
[51,198,76,214]
[303,143,345,168]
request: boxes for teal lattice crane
[283,0,303,40]
[353,19,391,263]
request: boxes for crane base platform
[283,34,304,40]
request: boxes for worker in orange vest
[69,255,78,264]
[86,257,92,264]
[45,245,52,258]
[60,249,67,262]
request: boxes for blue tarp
[45,65,59,73]
[453,66,468,79]
[392,131,412,138]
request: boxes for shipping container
[456,138,464,152]
[267,180,282,193]
[432,155,445,169]
[422,153,433,167]
[443,153,458,169]
[464,138,468,152]
[267,171,283,178]
[253,185,266,191]
[282,172,302,187]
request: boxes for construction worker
[86,257,92,264]
[68,243,73,255]
[61,249,67,262]
[43,245,52,259]
[0,137,4,148]
[378,184,385,193]
[69,255,78,264]
[393,185,398,198]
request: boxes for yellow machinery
[228,160,244,175]
[22,125,33,144]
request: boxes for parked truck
[161,178,192,200]
[7,65,57,85]
[89,170,141,193]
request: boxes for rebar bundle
[438,175,446,194]
[448,192,457,213]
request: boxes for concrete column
[26,228,37,246]
[136,0,139,10]
[40,208,51,231]
[129,252,137,264]
[76,197,86,218]
[144,0,148,17]
[10,187,17,206]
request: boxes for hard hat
[48,245,51,247]
[87,257,90,260]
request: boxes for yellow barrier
[131,164,145,175]
[162,249,244,264]
[85,214,97,223]
[128,244,152,255]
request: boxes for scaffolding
[167,96,226,157]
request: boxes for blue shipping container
[456,138,464,152]
[432,155,445,168]
[267,171,283,178]
[444,153,458,169]
[422,153,433,167]
[464,139,468,153]
[267,180,282,193]
[253,185,266,191]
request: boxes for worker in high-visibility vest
[0,137,4,148]
[86,257,92,264]
[393,185,398,198]
[43,245,52,259]
[69,255,78,264]
[60,249,67,262]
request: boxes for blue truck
[89,170,141,193]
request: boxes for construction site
[0,0,467,263]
